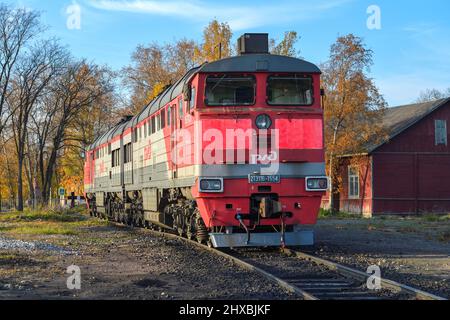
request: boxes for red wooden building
[323,98,450,216]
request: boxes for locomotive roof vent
[237,33,269,55]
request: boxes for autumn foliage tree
[194,20,232,64]
[270,31,301,57]
[322,34,386,211]
[122,39,196,114]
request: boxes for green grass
[422,213,450,222]
[0,207,106,236]
[318,208,360,219]
[438,231,450,242]
[318,210,450,243]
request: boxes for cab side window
[189,87,196,111]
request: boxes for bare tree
[35,60,114,203]
[270,31,301,57]
[416,88,450,103]
[0,4,42,135]
[8,39,68,211]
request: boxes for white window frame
[435,119,448,146]
[348,166,360,199]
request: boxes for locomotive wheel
[195,210,209,244]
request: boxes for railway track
[111,221,447,301]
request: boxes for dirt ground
[310,216,450,298]
[0,223,296,300]
[1,209,449,300]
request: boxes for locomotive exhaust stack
[237,33,269,55]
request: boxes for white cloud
[376,72,450,106]
[375,23,450,106]
[87,0,351,30]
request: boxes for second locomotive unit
[84,33,328,247]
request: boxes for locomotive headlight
[306,177,329,191]
[199,178,224,193]
[256,114,272,130]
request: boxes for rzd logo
[251,152,278,164]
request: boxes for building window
[348,167,360,199]
[435,120,447,146]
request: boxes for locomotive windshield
[205,75,255,106]
[267,75,313,106]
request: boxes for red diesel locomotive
[84,33,328,248]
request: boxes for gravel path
[0,236,75,255]
[309,219,450,298]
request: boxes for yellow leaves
[58,145,84,196]
[151,82,167,100]
[323,34,386,195]
[194,20,232,64]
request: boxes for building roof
[368,97,450,153]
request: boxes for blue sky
[10,0,450,106]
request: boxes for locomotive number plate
[249,175,281,184]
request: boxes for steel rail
[282,248,447,301]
